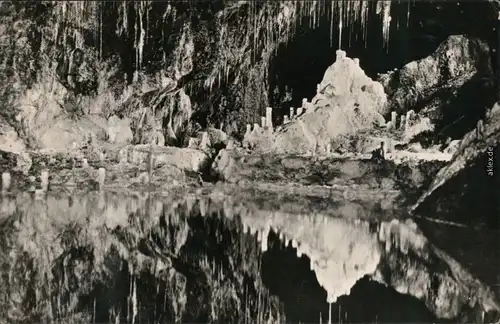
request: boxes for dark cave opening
[260,229,444,324]
[269,1,498,120]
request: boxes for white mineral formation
[391,111,397,125]
[260,50,387,155]
[199,132,210,151]
[266,107,273,129]
[335,49,346,61]
[98,168,106,189]
[40,169,49,192]
[2,171,11,193]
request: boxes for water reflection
[0,188,498,323]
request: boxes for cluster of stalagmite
[243,101,313,143]
[241,52,414,156]
[2,168,52,198]
[385,109,416,132]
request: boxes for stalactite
[382,2,392,47]
[138,2,147,71]
[407,1,411,27]
[376,0,392,47]
[329,1,334,47]
[99,3,103,60]
[338,0,343,49]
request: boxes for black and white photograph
[0,0,499,323]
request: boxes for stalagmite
[119,148,128,164]
[226,139,234,150]
[41,169,49,192]
[246,124,251,135]
[132,149,140,164]
[477,119,485,139]
[289,107,294,120]
[187,137,199,149]
[2,172,11,193]
[283,115,290,124]
[380,142,387,159]
[335,49,346,61]
[326,143,332,154]
[148,143,154,181]
[82,158,89,168]
[261,116,267,129]
[199,132,210,151]
[253,123,260,132]
[406,110,415,129]
[353,58,360,65]
[296,107,303,117]
[98,168,106,189]
[400,115,406,130]
[266,107,273,129]
[391,111,397,126]
[302,98,308,107]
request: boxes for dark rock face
[378,35,495,143]
[412,103,500,226]
[411,104,500,297]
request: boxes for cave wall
[0,0,300,144]
[0,0,441,146]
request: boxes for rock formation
[255,50,387,155]
[378,35,494,143]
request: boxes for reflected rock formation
[0,188,498,323]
